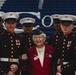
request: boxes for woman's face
[33,34,46,48]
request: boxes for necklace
[38,49,42,55]
[36,46,45,55]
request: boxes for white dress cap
[20,17,35,24]
[59,14,76,21]
[51,14,61,19]
[2,12,19,20]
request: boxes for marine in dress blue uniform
[48,14,62,49]
[53,15,76,75]
[20,17,35,75]
[0,12,27,75]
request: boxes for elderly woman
[27,29,55,75]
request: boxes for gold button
[11,47,13,50]
[10,37,12,39]
[29,40,31,42]
[29,43,31,45]
[62,54,64,56]
[62,58,64,60]
[11,40,13,42]
[11,44,13,46]
[56,39,58,41]
[11,51,13,53]
[67,65,69,67]
[64,39,66,41]
[56,36,58,38]
[63,46,65,48]
[28,38,30,39]
[18,43,20,45]
[18,46,20,48]
[11,55,13,57]
[4,45,6,47]
[63,43,65,45]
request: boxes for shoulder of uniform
[13,33,21,38]
[0,32,6,39]
[14,33,20,36]
[71,34,76,38]
[28,45,35,51]
[0,31,6,35]
[45,44,54,49]
[45,45,55,53]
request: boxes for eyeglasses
[33,36,44,39]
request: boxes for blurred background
[1,0,76,42]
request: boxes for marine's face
[4,22,16,33]
[22,26,33,33]
[61,24,73,35]
[54,23,61,31]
